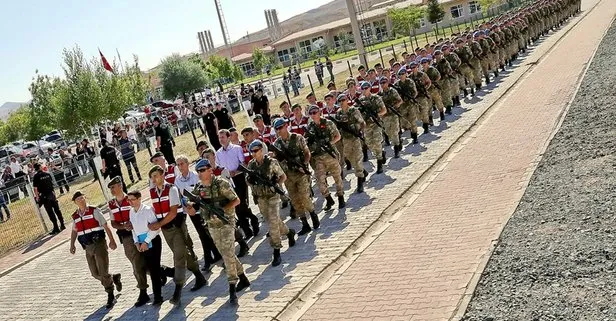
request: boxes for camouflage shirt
[479,38,491,56]
[454,45,473,64]
[247,156,285,198]
[424,66,441,83]
[394,78,418,103]
[358,94,386,127]
[380,87,402,110]
[410,71,431,98]
[273,133,308,174]
[435,59,453,80]
[444,52,462,70]
[334,107,365,140]
[191,176,238,228]
[305,118,340,156]
[470,41,483,59]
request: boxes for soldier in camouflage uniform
[434,49,454,115]
[421,57,445,122]
[334,94,367,193]
[271,118,320,236]
[443,44,463,106]
[357,81,387,174]
[483,29,500,78]
[305,105,345,210]
[186,159,249,306]
[246,140,296,267]
[476,31,492,84]
[467,34,484,89]
[394,68,420,144]
[454,38,476,97]
[409,62,433,134]
[378,77,403,158]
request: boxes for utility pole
[346,0,368,68]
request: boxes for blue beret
[409,62,419,69]
[248,139,264,150]
[337,94,347,102]
[359,81,371,89]
[273,118,287,129]
[420,57,431,64]
[308,104,320,113]
[195,159,211,170]
[397,68,407,75]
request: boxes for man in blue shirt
[119,129,142,184]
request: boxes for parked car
[20,141,41,158]
[150,100,176,108]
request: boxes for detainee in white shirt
[127,190,165,306]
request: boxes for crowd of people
[60,0,579,312]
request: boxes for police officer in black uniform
[32,163,65,235]
[153,116,176,165]
[100,139,127,193]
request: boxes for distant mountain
[0,102,27,120]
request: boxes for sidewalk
[0,1,606,320]
[293,0,615,320]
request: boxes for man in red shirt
[306,92,324,111]
[355,65,367,82]
[289,104,309,136]
[253,114,275,144]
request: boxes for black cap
[72,191,85,201]
[107,176,122,188]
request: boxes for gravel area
[462,20,616,321]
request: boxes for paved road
[0,1,608,320]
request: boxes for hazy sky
[0,0,333,104]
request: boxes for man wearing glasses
[272,118,319,236]
[246,140,296,267]
[305,105,345,211]
[186,159,250,306]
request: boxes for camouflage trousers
[470,58,483,86]
[427,87,444,113]
[161,222,200,285]
[257,195,289,249]
[438,78,453,108]
[382,114,400,146]
[480,57,490,78]
[284,171,314,217]
[416,96,431,124]
[335,140,345,168]
[399,102,418,134]
[499,47,507,66]
[342,137,364,178]
[314,154,343,197]
[210,224,244,283]
[458,64,475,90]
[364,123,384,161]
[121,234,148,290]
[488,52,499,72]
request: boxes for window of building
[469,1,481,14]
[360,23,374,44]
[334,32,355,48]
[450,5,464,19]
[299,39,312,56]
[277,48,296,63]
[373,19,388,41]
[239,62,255,76]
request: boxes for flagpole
[116,48,125,74]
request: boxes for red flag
[99,49,114,73]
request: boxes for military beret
[337,94,348,102]
[308,104,321,113]
[409,62,419,69]
[150,152,164,162]
[379,77,389,84]
[249,140,264,150]
[291,103,302,110]
[434,50,443,56]
[392,62,401,67]
[397,68,407,75]
[359,81,371,90]
[72,191,85,201]
[272,118,287,129]
[148,165,165,177]
[324,91,336,99]
[252,114,263,121]
[107,176,122,188]
[306,92,315,99]
[420,57,432,64]
[195,159,211,170]
[327,81,336,88]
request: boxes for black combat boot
[337,195,345,209]
[310,211,320,229]
[134,289,150,307]
[229,283,238,305]
[272,249,282,267]
[287,229,296,247]
[106,290,116,309]
[445,106,452,115]
[422,123,430,135]
[345,159,352,170]
[411,132,419,144]
[250,217,260,236]
[429,114,434,126]
[112,273,122,292]
[383,132,391,146]
[170,284,183,305]
[485,75,491,84]
[362,145,369,162]
[470,87,475,96]
[289,204,297,219]
[281,199,289,209]
[440,111,445,121]
[475,83,482,90]
[394,144,401,158]
[190,271,207,291]
[298,217,312,236]
[494,70,499,78]
[463,88,469,97]
[381,150,387,163]
[324,195,335,211]
[237,238,250,258]
[236,273,251,292]
[376,159,384,174]
[356,177,365,193]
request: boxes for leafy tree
[479,0,498,14]
[252,48,267,76]
[27,71,62,140]
[206,55,233,81]
[388,6,426,37]
[0,107,31,143]
[159,53,207,100]
[124,55,149,106]
[426,0,445,37]
[337,32,354,52]
[93,56,131,121]
[232,64,244,82]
